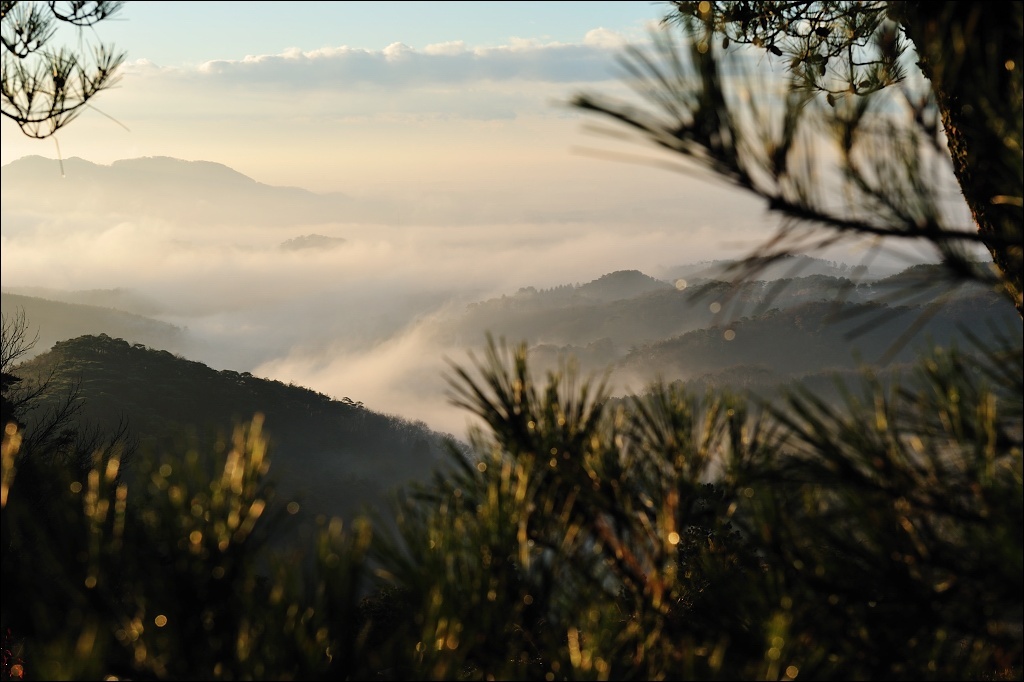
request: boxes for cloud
[583,28,628,48]
[95,34,643,134]
[1,138,883,442]
[185,37,626,90]
[1,29,659,176]
[423,40,468,56]
[254,318,473,437]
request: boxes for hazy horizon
[0,3,969,439]
[1,146,960,439]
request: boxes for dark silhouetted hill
[13,335,458,536]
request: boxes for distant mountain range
[1,155,354,229]
[5,260,1018,395]
[438,262,1021,393]
[1,154,583,229]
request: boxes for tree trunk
[892,1,1024,317]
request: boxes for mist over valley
[3,154,1014,447]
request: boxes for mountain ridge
[1,154,353,229]
[12,333,459,533]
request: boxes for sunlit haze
[1,1,950,438]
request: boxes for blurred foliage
[1,1,125,139]
[362,336,1022,680]
[1,415,377,680]
[573,2,1023,316]
[2,332,1020,680]
[1,2,1021,680]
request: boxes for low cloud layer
[0,30,655,194]
[191,31,627,90]
[1,151,785,439]
[1,27,946,440]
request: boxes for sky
[1,1,684,192]
[1,1,956,439]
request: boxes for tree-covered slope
[444,264,1019,394]
[13,334,458,530]
[615,290,1020,382]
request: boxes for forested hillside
[443,263,1020,396]
[12,334,457,535]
